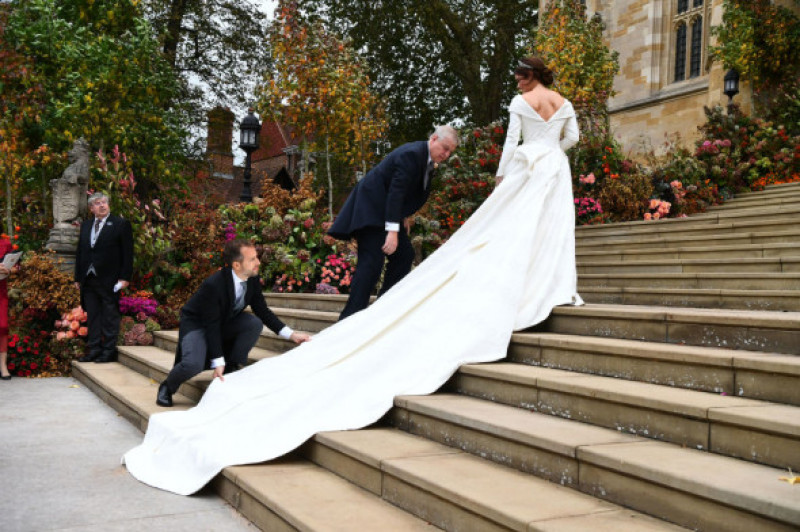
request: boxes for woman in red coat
[0,236,13,379]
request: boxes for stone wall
[537,0,756,157]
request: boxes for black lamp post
[239,108,261,202]
[723,68,740,115]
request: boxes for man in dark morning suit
[328,125,459,320]
[74,192,133,363]
[156,239,311,407]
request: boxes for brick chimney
[206,106,235,179]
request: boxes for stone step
[577,242,800,262]
[153,327,297,356]
[508,332,800,406]
[268,301,800,355]
[70,360,437,531]
[138,326,800,409]
[449,364,800,471]
[577,272,800,291]
[579,286,800,312]
[711,194,800,212]
[536,303,800,355]
[723,183,800,202]
[577,256,800,274]
[304,428,688,532]
[72,355,684,531]
[379,396,799,532]
[576,227,800,251]
[575,206,800,239]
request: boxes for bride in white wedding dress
[124,56,584,495]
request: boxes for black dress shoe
[1,374,11,381]
[76,352,100,363]
[156,382,173,407]
[94,353,118,363]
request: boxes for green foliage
[257,2,387,216]
[428,122,503,233]
[140,0,271,109]
[218,187,357,295]
[5,0,192,195]
[533,0,619,137]
[596,172,653,223]
[297,0,538,143]
[711,0,800,91]
[695,105,800,193]
[94,146,175,281]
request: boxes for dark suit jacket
[328,141,432,239]
[175,267,286,366]
[74,214,134,286]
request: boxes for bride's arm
[496,111,521,179]
[560,112,580,152]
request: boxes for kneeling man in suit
[328,125,458,320]
[157,239,311,407]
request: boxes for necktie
[424,161,435,189]
[234,281,247,313]
[91,218,102,247]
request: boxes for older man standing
[328,125,459,320]
[74,192,133,363]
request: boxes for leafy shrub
[596,171,653,222]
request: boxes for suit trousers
[165,312,263,393]
[339,226,414,320]
[82,275,121,357]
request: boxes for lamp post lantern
[239,108,261,202]
[723,68,740,115]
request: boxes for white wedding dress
[124,95,584,495]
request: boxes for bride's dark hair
[514,56,554,87]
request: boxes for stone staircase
[72,182,800,531]
[575,181,800,310]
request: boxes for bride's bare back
[521,86,566,122]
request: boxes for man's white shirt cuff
[385,222,400,232]
[210,357,225,369]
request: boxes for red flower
[7,363,14,371]
[30,362,38,370]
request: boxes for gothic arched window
[675,22,687,82]
[690,17,703,78]
[672,0,708,83]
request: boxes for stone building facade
[538,0,766,155]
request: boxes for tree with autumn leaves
[256,1,387,217]
[533,0,619,140]
[4,0,193,200]
[0,5,51,239]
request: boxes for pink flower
[653,212,661,220]
[649,199,660,210]
[670,180,682,189]
[644,213,652,221]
